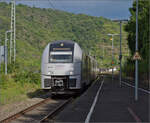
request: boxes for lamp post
[5,30,11,75]
[135,0,139,101]
[0,33,1,74]
[119,21,122,87]
[111,19,128,87]
[107,34,119,81]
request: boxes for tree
[125,0,149,59]
[124,0,149,78]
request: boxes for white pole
[119,21,122,87]
[5,32,7,75]
[135,0,138,101]
[10,0,13,63]
[112,35,114,82]
[107,34,119,81]
[14,0,16,63]
[103,40,104,67]
[5,30,11,75]
[0,34,1,73]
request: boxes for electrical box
[0,45,4,63]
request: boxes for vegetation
[123,0,149,86]
[0,73,41,104]
[0,2,129,104]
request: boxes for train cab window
[49,51,73,63]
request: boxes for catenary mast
[10,0,16,63]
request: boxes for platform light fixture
[107,33,119,82]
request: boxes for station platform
[54,75,149,122]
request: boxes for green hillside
[0,2,129,70]
[0,2,129,104]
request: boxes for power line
[48,0,55,10]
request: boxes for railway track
[0,78,100,123]
[40,97,73,123]
[0,98,51,123]
[0,97,73,123]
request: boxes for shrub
[13,71,40,84]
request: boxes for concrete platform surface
[54,75,149,122]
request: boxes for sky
[2,0,134,19]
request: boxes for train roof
[48,40,98,64]
[50,40,76,45]
[50,40,96,60]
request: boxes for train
[41,40,98,95]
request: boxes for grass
[0,72,41,105]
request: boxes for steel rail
[40,97,73,123]
[0,98,51,123]
[39,77,100,123]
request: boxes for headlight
[70,71,73,75]
[48,71,53,75]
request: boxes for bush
[13,71,40,84]
[122,58,135,77]
[122,58,149,82]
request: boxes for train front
[41,40,82,94]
